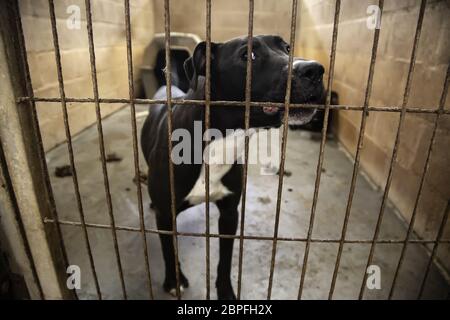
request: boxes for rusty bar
[47,0,102,299]
[328,0,384,300]
[237,0,254,300]
[418,201,450,299]
[297,0,341,300]
[84,0,127,300]
[43,217,450,244]
[124,0,154,300]
[267,0,298,300]
[0,135,44,299]
[204,0,212,300]
[358,0,427,300]
[16,96,450,114]
[163,0,182,299]
[13,0,75,299]
[388,63,450,299]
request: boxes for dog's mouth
[287,107,317,125]
[287,86,325,125]
[261,103,317,125]
[254,81,325,128]
[260,82,325,123]
[262,106,280,115]
[261,100,319,125]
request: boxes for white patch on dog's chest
[184,164,233,205]
[185,129,255,205]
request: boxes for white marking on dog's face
[185,129,255,205]
[288,109,317,126]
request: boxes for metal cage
[0,0,448,300]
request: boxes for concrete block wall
[297,0,450,272]
[20,0,298,150]
[19,0,155,150]
[152,0,296,43]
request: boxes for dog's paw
[164,272,189,297]
[169,285,185,297]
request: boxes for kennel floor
[45,105,449,299]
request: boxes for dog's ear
[183,56,196,89]
[184,41,219,91]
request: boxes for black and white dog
[141,35,325,299]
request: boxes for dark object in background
[154,49,191,94]
[0,251,11,299]
[289,90,339,133]
[277,169,292,177]
[105,152,122,163]
[0,250,30,299]
[54,165,72,178]
[133,171,148,186]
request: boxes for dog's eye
[242,51,255,61]
[285,45,290,53]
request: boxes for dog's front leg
[215,199,238,300]
[155,209,189,296]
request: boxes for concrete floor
[46,105,449,300]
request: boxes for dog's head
[184,35,325,129]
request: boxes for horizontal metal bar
[43,218,450,244]
[17,96,450,114]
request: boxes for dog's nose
[294,60,325,82]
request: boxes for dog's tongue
[263,106,279,115]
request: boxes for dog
[141,35,325,299]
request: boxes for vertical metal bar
[84,0,127,300]
[13,0,76,299]
[0,138,44,299]
[328,0,384,300]
[388,63,450,299]
[237,0,254,300]
[358,0,427,300]
[417,201,450,299]
[297,0,341,300]
[204,0,212,300]
[163,0,182,299]
[267,0,298,300]
[124,0,154,300]
[47,0,102,299]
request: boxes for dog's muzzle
[263,106,279,115]
[288,108,317,125]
